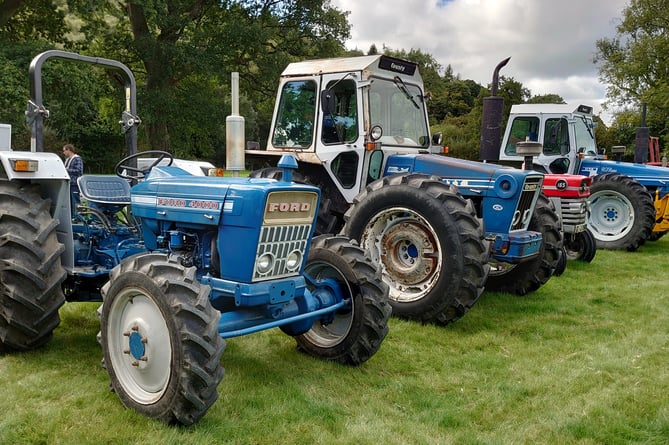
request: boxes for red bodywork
[542,174,591,198]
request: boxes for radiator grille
[560,197,588,226]
[510,176,543,231]
[253,224,312,281]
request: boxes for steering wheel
[114,150,174,180]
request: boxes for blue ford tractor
[0,51,391,425]
[498,103,669,251]
[246,55,562,323]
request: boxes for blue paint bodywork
[384,154,544,262]
[67,159,352,339]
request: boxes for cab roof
[509,103,593,116]
[280,55,422,83]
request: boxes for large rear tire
[294,235,391,365]
[587,173,655,251]
[646,231,666,242]
[486,194,562,295]
[564,228,596,262]
[342,174,489,325]
[99,253,226,425]
[0,182,66,352]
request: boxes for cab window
[272,80,316,148]
[321,79,358,144]
[543,118,570,155]
[504,116,539,155]
[331,151,358,189]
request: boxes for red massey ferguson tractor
[542,174,595,274]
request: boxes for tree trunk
[0,0,24,27]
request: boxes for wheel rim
[359,207,441,303]
[564,234,584,260]
[106,288,172,404]
[588,190,635,241]
[302,261,353,347]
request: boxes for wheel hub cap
[380,221,436,285]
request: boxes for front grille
[510,176,543,231]
[560,197,588,226]
[253,224,312,281]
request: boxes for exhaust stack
[226,72,245,175]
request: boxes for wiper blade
[394,76,420,109]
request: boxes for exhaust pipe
[226,72,245,175]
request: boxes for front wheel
[587,173,655,251]
[564,229,597,262]
[294,235,391,366]
[486,194,562,295]
[342,174,489,325]
[99,253,226,425]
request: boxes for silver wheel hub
[360,207,441,303]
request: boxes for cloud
[331,0,629,123]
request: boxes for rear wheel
[0,183,66,352]
[294,235,391,365]
[588,173,655,251]
[342,174,489,325]
[647,231,667,242]
[99,253,225,425]
[486,194,562,295]
[564,229,597,262]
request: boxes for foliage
[1,0,351,171]
[594,0,669,145]
[4,0,656,170]
[0,0,67,43]
[2,238,669,443]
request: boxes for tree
[0,0,66,42]
[70,0,350,155]
[594,0,669,144]
[527,94,565,104]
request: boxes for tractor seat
[78,175,132,205]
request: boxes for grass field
[1,237,668,444]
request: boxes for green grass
[2,238,669,444]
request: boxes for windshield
[368,77,429,147]
[574,115,597,155]
[272,80,317,148]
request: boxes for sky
[330,0,630,124]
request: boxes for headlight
[495,174,518,199]
[370,125,383,141]
[256,252,274,274]
[285,250,303,272]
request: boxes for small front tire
[294,235,391,366]
[99,253,225,425]
[564,229,597,262]
[485,194,562,295]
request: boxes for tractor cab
[499,103,598,175]
[249,55,435,204]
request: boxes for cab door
[316,73,366,203]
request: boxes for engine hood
[384,154,543,197]
[579,159,669,190]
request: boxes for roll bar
[26,50,139,155]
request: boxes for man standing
[63,143,83,214]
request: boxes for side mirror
[432,132,443,145]
[320,89,335,114]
